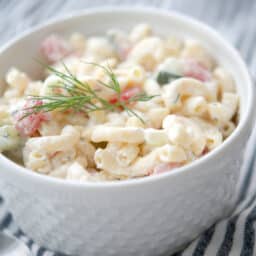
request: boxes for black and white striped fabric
[0,0,256,255]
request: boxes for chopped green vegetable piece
[156,71,182,85]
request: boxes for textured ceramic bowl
[0,8,254,256]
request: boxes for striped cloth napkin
[0,0,256,255]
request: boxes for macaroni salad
[0,24,239,182]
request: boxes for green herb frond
[25,61,158,123]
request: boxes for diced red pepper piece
[121,87,141,101]
[109,96,118,105]
[183,59,211,82]
[109,87,141,104]
[40,34,71,63]
[14,100,49,137]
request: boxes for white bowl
[0,8,254,256]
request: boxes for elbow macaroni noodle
[0,24,239,181]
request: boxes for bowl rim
[0,6,254,190]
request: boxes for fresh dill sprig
[23,62,157,123]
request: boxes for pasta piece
[144,128,169,146]
[94,148,122,175]
[129,23,152,43]
[4,68,30,99]
[156,144,187,163]
[62,112,88,126]
[107,29,131,61]
[192,117,223,151]
[163,115,206,156]
[24,150,51,174]
[50,149,77,169]
[204,129,223,151]
[128,37,166,70]
[164,36,184,57]
[24,81,43,96]
[40,75,63,96]
[6,68,30,92]
[146,107,170,129]
[115,65,146,88]
[220,121,236,138]
[88,110,106,124]
[204,81,218,101]
[69,33,86,54]
[181,96,207,117]
[85,37,116,60]
[133,100,159,113]
[76,138,96,167]
[213,67,235,93]
[91,59,118,82]
[0,125,21,152]
[208,92,238,123]
[23,125,80,155]
[49,163,70,179]
[94,142,137,175]
[130,145,186,177]
[0,105,12,126]
[75,56,98,76]
[38,119,62,136]
[126,116,145,128]
[66,162,89,181]
[91,126,144,144]
[116,144,140,167]
[94,143,153,177]
[106,112,127,126]
[162,78,210,111]
[23,127,80,174]
[165,121,192,149]
[53,56,82,76]
[144,79,162,95]
[181,39,215,70]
